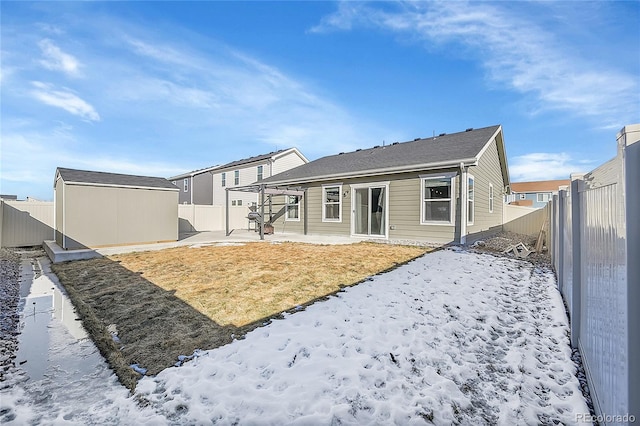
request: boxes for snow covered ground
[137,248,590,425]
[2,248,590,425]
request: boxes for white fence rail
[0,200,54,248]
[549,124,639,425]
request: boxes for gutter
[261,158,479,187]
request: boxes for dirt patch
[469,231,551,267]
[52,242,428,389]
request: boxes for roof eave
[262,158,478,186]
[61,181,180,192]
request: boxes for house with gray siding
[170,148,308,207]
[254,125,509,244]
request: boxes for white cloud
[30,81,100,121]
[38,39,81,77]
[509,153,592,182]
[312,1,639,129]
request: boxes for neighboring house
[507,179,570,208]
[54,167,179,250]
[169,148,308,207]
[253,125,509,245]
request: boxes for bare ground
[51,242,428,390]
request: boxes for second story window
[221,172,226,187]
[257,165,263,181]
[234,170,239,185]
[183,178,189,192]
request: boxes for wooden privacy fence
[549,124,639,425]
[0,200,54,248]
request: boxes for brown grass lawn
[111,242,429,327]
[53,241,429,389]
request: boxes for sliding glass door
[353,185,387,237]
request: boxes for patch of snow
[137,249,590,425]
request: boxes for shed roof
[56,167,179,190]
[510,179,570,193]
[260,125,504,185]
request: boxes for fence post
[557,191,566,292]
[550,195,557,269]
[622,127,640,419]
[0,200,4,248]
[570,176,583,348]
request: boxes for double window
[286,195,300,221]
[322,185,342,222]
[421,176,454,224]
[537,193,550,203]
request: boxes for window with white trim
[489,183,494,213]
[183,178,189,192]
[257,165,263,181]
[537,193,550,203]
[232,200,236,206]
[421,176,454,224]
[322,185,342,222]
[467,175,475,225]
[221,173,226,187]
[237,199,243,206]
[234,170,239,185]
[286,195,300,221]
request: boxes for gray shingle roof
[56,167,178,190]
[261,125,501,185]
[170,148,294,180]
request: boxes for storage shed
[54,167,179,250]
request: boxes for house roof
[510,179,570,193]
[169,148,307,180]
[56,167,179,191]
[260,125,506,185]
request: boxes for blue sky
[2,1,639,201]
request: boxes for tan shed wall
[62,184,178,249]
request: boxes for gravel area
[0,248,21,386]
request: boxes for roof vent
[338,152,345,155]
[356,148,362,152]
[414,138,420,141]
[439,133,446,137]
[373,145,380,149]
[465,128,473,132]
[392,142,400,145]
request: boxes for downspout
[62,181,67,249]
[52,183,56,241]
[190,176,194,205]
[459,162,467,245]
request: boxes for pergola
[225,184,306,240]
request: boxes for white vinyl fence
[0,200,54,248]
[549,124,639,425]
[503,204,549,245]
[178,204,251,233]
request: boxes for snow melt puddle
[1,256,162,425]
